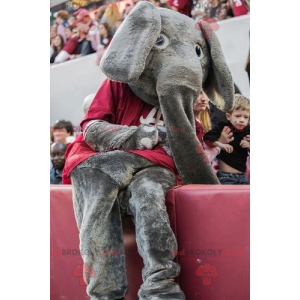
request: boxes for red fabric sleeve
[80,78,119,130]
[63,36,79,55]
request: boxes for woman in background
[193,91,232,166]
[50,34,65,64]
[193,91,212,143]
[100,3,121,33]
[92,22,113,66]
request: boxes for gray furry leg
[71,166,128,300]
[126,166,186,300]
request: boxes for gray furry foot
[138,282,185,300]
[139,291,186,300]
[149,291,186,300]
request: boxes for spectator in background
[244,0,250,10]
[93,23,113,65]
[50,26,57,44]
[68,14,76,26]
[54,27,79,63]
[245,31,250,82]
[50,142,67,184]
[53,120,74,144]
[54,16,95,63]
[204,94,250,185]
[149,0,161,7]
[115,18,124,31]
[50,35,65,63]
[193,91,238,167]
[161,2,171,9]
[192,0,228,22]
[168,0,192,16]
[124,0,139,17]
[193,91,220,164]
[74,8,90,19]
[56,10,69,43]
[100,3,121,33]
[50,26,57,57]
[73,8,98,46]
[193,91,212,139]
[96,5,107,23]
[226,0,249,17]
[91,22,113,50]
[65,25,74,41]
[71,16,95,59]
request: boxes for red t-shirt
[195,119,205,147]
[231,0,249,16]
[63,79,203,185]
[63,36,79,55]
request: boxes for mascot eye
[195,45,203,59]
[155,34,169,49]
[156,35,164,46]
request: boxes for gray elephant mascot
[63,2,234,299]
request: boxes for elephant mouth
[128,80,160,107]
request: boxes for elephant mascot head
[100,2,234,185]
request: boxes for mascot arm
[84,120,159,151]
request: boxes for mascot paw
[136,125,158,150]
[121,125,158,150]
[140,138,153,149]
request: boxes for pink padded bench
[51,185,250,300]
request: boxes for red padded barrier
[166,185,250,300]
[51,184,249,300]
[50,186,89,300]
[50,185,143,300]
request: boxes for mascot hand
[121,124,159,150]
[157,126,172,156]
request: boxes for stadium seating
[50,184,250,300]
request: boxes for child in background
[204,94,250,184]
[55,10,69,43]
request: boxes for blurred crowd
[50,0,250,65]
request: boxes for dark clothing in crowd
[204,121,250,173]
[209,103,227,128]
[246,62,250,81]
[76,39,95,56]
[208,83,242,128]
[50,168,63,184]
[50,53,58,64]
[217,170,249,185]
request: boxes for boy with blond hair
[204,94,250,184]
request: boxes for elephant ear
[199,20,234,112]
[100,2,161,83]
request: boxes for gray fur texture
[85,121,159,152]
[71,151,184,299]
[70,2,236,299]
[101,2,234,184]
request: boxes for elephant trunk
[157,83,220,185]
